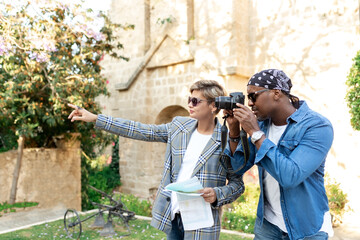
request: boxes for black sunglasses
[188,97,208,107]
[247,89,270,103]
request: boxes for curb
[0,209,97,235]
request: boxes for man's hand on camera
[223,109,240,136]
[232,103,260,136]
[68,103,98,123]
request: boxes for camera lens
[215,96,233,110]
[215,92,245,110]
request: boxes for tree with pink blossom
[0,0,133,206]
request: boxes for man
[225,69,334,240]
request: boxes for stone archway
[155,105,189,124]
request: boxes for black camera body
[215,92,245,110]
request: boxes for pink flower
[112,142,115,146]
[99,54,105,62]
[107,156,112,164]
[0,37,12,56]
[106,80,109,84]
[28,51,49,63]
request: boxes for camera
[215,92,245,110]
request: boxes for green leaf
[346,50,360,130]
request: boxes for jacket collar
[183,117,222,142]
[287,100,308,123]
[260,100,308,130]
[191,117,222,176]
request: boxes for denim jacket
[225,101,334,240]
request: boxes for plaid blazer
[95,115,244,240]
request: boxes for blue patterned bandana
[247,69,292,94]
[247,69,300,108]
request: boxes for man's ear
[273,89,282,101]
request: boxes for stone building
[97,0,360,216]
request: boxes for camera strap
[237,128,250,172]
[219,115,250,174]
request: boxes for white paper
[165,176,204,193]
[165,176,214,230]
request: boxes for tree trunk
[9,135,25,204]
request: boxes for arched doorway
[155,105,189,124]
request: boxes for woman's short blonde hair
[190,80,227,114]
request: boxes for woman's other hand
[199,188,217,204]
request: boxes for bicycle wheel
[64,209,82,239]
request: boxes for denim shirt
[225,101,334,240]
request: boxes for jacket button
[166,197,171,202]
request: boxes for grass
[222,183,259,233]
[0,213,252,240]
[0,202,39,217]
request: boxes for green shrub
[82,136,121,210]
[0,118,17,153]
[0,201,39,216]
[108,136,120,190]
[121,194,152,217]
[87,165,121,203]
[98,192,152,217]
[84,164,121,209]
[346,49,360,130]
[222,183,259,233]
[325,174,349,226]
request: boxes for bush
[98,192,152,217]
[87,165,121,206]
[83,137,121,210]
[325,174,349,226]
[346,50,360,130]
[0,201,39,216]
[222,183,259,233]
[121,194,152,217]
[0,118,17,153]
[108,136,120,190]
[81,137,120,210]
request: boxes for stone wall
[0,144,81,210]
[97,0,360,215]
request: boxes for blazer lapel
[191,118,222,177]
[172,118,197,181]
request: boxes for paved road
[0,207,66,234]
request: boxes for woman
[68,80,244,240]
